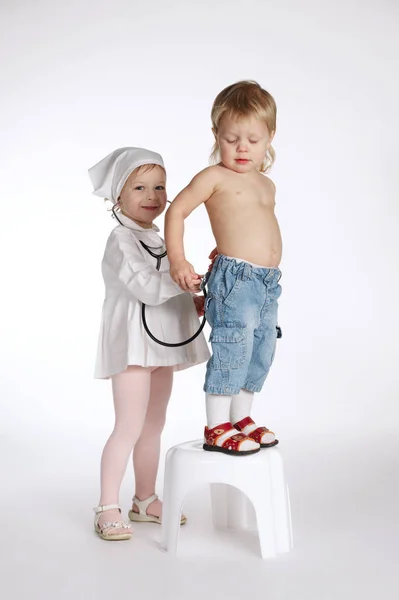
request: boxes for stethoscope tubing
[112,205,207,347]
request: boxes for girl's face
[216,113,274,174]
[118,165,167,228]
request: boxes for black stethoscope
[112,205,207,347]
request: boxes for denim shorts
[203,254,282,395]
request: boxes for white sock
[230,388,254,424]
[205,393,232,429]
[231,389,275,444]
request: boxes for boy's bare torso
[205,165,282,268]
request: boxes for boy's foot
[128,494,187,525]
[94,504,132,541]
[203,422,260,456]
[234,416,279,448]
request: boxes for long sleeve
[103,228,184,306]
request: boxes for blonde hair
[124,163,165,184]
[210,80,277,173]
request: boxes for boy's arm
[165,167,218,291]
[104,229,195,306]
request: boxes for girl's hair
[125,162,165,182]
[210,80,277,173]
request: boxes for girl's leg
[131,366,173,518]
[97,366,154,534]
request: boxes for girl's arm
[165,167,219,291]
[104,228,199,306]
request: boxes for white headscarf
[88,147,165,204]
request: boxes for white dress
[94,212,210,379]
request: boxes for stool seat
[160,439,293,559]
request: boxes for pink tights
[97,365,173,533]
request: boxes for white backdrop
[2,0,398,446]
[1,0,398,596]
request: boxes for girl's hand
[170,259,201,292]
[208,247,218,272]
[193,294,205,317]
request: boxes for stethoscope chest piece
[138,241,207,348]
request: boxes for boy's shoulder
[194,164,224,180]
[188,164,225,191]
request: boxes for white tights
[99,365,173,510]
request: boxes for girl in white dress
[88,147,210,540]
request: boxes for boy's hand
[193,294,205,317]
[170,259,201,292]
[208,247,218,272]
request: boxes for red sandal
[203,422,260,456]
[234,416,279,448]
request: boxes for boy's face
[216,114,274,174]
[118,165,167,228]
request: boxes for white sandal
[128,493,187,525]
[93,504,132,541]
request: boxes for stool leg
[286,484,294,549]
[246,484,276,559]
[269,453,294,553]
[160,488,186,554]
[160,449,186,555]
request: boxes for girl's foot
[234,416,279,448]
[131,494,162,519]
[128,494,187,525]
[94,504,132,541]
[203,422,260,455]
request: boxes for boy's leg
[98,365,153,535]
[204,393,259,452]
[235,281,281,447]
[230,388,254,423]
[232,389,277,446]
[203,316,260,453]
[206,393,232,429]
[245,291,279,391]
[132,366,173,518]
[203,259,260,454]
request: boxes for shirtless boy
[165,80,283,456]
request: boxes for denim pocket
[209,323,246,370]
[221,270,242,307]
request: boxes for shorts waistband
[213,254,282,282]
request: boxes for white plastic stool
[160,440,293,559]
